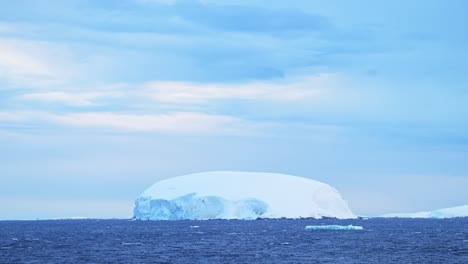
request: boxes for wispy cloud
[143,74,330,103]
[0,36,94,90]
[0,111,263,134]
[49,112,251,134]
[15,74,336,108]
[0,35,130,90]
[20,91,122,106]
[0,39,57,84]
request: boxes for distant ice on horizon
[133,171,356,220]
[380,204,468,219]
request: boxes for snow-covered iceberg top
[380,204,468,219]
[133,171,356,220]
[305,225,363,230]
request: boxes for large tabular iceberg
[133,171,356,220]
[381,204,468,219]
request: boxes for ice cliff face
[133,171,356,220]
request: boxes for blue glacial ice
[134,193,269,220]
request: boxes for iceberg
[133,171,356,220]
[381,204,468,219]
[305,225,363,230]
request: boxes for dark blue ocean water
[0,218,467,263]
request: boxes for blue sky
[1,0,468,219]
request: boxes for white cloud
[49,112,247,133]
[15,74,336,108]
[0,37,81,89]
[0,36,121,90]
[0,111,262,134]
[20,91,122,106]
[143,74,332,103]
[0,39,57,79]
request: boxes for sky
[1,0,468,219]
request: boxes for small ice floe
[121,242,143,246]
[305,225,363,231]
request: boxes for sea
[0,218,467,263]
